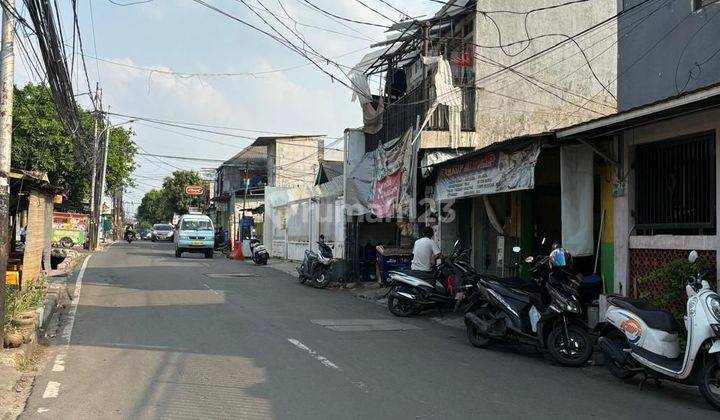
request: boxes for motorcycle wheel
[465,307,495,348]
[298,266,307,284]
[314,272,331,289]
[547,324,593,367]
[699,355,720,411]
[387,286,421,317]
[604,331,637,380]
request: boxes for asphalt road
[20,241,719,419]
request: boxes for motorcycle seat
[610,297,681,333]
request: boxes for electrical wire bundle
[23,0,91,173]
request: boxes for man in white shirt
[411,226,441,272]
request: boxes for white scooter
[597,250,720,410]
[249,237,269,265]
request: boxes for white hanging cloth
[422,55,464,148]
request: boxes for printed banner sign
[436,143,541,201]
[369,129,413,218]
[371,169,402,218]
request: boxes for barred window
[635,133,716,235]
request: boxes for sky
[13,0,439,217]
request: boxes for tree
[10,84,137,209]
[137,171,206,225]
[136,189,170,225]
[105,126,137,195]
[160,170,205,215]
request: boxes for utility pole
[95,109,111,246]
[89,84,101,250]
[241,160,249,242]
[0,0,16,346]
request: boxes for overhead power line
[299,0,390,28]
[136,152,226,162]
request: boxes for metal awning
[557,83,720,139]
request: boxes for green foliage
[3,279,46,333]
[160,170,205,216]
[137,171,205,224]
[11,83,136,209]
[106,126,137,194]
[637,256,717,324]
[137,189,171,225]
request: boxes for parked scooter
[249,237,269,265]
[597,250,720,410]
[297,241,334,288]
[386,240,474,317]
[464,246,594,367]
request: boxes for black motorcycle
[386,240,476,317]
[463,247,593,367]
[124,230,135,243]
[297,241,334,288]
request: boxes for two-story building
[344,0,620,281]
[214,135,341,245]
[557,0,720,300]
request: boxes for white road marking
[37,408,49,413]
[202,283,221,295]
[61,255,92,343]
[42,381,61,398]
[51,354,65,372]
[287,338,340,370]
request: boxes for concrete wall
[618,0,720,111]
[23,190,52,286]
[273,137,324,189]
[473,0,618,147]
[613,107,720,294]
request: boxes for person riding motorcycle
[124,225,135,241]
[410,226,442,280]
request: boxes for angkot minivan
[175,214,215,259]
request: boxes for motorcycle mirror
[512,246,521,253]
[688,250,699,264]
[525,256,534,263]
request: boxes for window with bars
[634,133,716,235]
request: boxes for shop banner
[371,169,402,218]
[369,129,413,218]
[436,143,541,201]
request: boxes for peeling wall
[472,0,618,147]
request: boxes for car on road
[175,214,214,259]
[151,224,174,242]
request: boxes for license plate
[191,241,203,246]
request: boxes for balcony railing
[365,84,475,152]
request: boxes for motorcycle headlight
[549,288,580,314]
[707,295,720,321]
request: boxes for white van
[175,214,214,258]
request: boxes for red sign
[371,169,402,218]
[184,185,205,196]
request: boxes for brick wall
[23,190,52,287]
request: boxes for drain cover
[205,273,256,278]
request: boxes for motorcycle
[597,250,720,410]
[386,240,475,317]
[124,231,135,243]
[249,237,269,265]
[463,246,594,367]
[297,241,334,288]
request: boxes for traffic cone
[231,240,244,260]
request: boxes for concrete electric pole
[0,1,16,346]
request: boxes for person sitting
[409,226,442,281]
